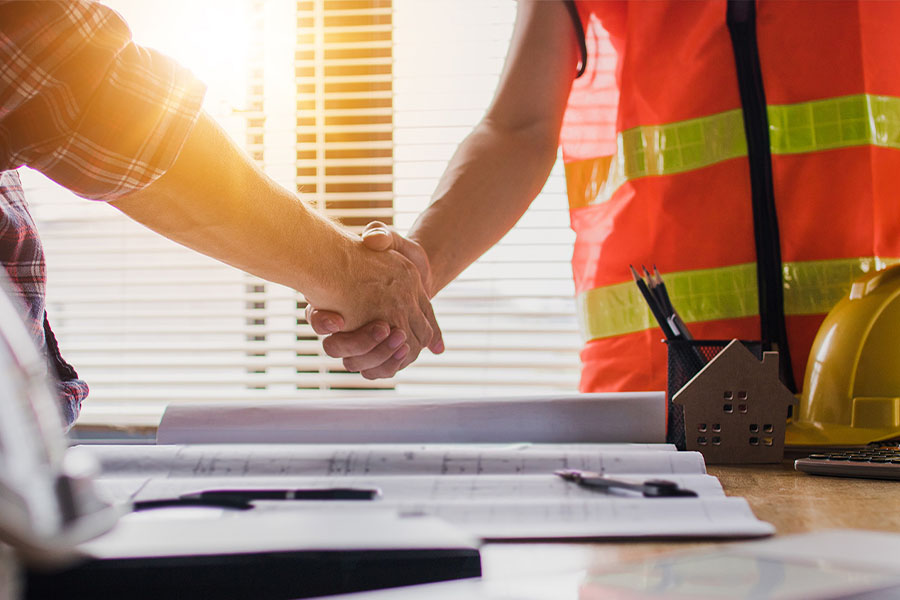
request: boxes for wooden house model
[672,339,798,464]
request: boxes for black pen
[555,469,697,498]
[132,496,254,512]
[130,488,379,513]
[181,488,381,501]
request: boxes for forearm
[409,118,560,295]
[408,0,577,296]
[110,112,357,309]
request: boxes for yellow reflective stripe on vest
[567,94,900,208]
[769,94,900,155]
[576,257,900,341]
[621,109,748,178]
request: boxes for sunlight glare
[102,0,251,114]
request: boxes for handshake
[306,221,444,380]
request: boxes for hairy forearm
[409,117,560,295]
[109,112,356,309]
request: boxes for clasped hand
[310,222,443,379]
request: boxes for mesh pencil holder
[665,339,762,450]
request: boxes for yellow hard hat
[786,263,900,447]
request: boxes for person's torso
[561,0,900,394]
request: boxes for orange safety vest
[561,0,900,395]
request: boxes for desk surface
[481,461,900,581]
[711,461,900,536]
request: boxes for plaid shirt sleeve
[0,0,206,201]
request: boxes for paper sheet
[97,473,724,504]
[78,509,478,560]
[83,443,704,478]
[393,497,772,539]
[155,393,666,444]
[81,443,773,540]
[106,473,763,540]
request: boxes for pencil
[642,264,668,313]
[652,265,693,341]
[651,265,675,315]
[630,265,676,339]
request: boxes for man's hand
[361,221,436,296]
[318,231,442,378]
[307,222,444,379]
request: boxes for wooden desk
[481,461,900,581]
[711,461,900,536]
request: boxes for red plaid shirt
[0,1,205,426]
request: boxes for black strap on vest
[726,0,796,393]
[563,0,587,78]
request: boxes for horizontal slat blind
[392,0,580,394]
[23,0,580,427]
[242,0,398,398]
[298,0,395,227]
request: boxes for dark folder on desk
[25,509,481,600]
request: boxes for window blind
[391,0,581,394]
[24,0,580,428]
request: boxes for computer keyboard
[794,443,900,480]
